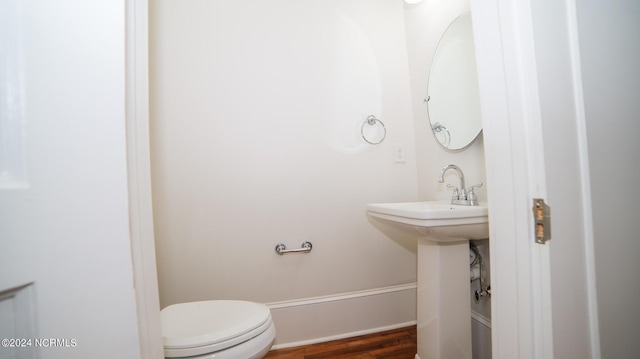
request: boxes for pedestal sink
[367,201,489,359]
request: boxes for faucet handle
[446,183,460,200]
[468,183,483,205]
[469,183,483,193]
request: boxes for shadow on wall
[366,216,420,254]
[150,0,419,348]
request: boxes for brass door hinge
[533,199,551,244]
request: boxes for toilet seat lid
[161,300,271,349]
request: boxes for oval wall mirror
[427,12,482,150]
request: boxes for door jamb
[126,0,164,357]
[471,0,554,357]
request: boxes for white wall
[0,1,142,358]
[149,0,418,346]
[577,0,640,357]
[403,0,487,202]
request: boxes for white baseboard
[471,309,492,329]
[271,321,418,350]
[471,309,493,359]
[267,283,417,349]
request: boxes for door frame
[125,0,600,358]
[125,0,164,357]
[470,0,554,357]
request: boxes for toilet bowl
[161,300,276,359]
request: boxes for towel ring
[431,122,451,148]
[361,115,386,145]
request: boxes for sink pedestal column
[417,238,472,359]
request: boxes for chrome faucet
[438,164,482,206]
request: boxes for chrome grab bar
[275,241,313,255]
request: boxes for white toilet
[161,300,276,359]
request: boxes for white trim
[125,0,163,358]
[471,310,492,329]
[565,0,601,357]
[266,283,417,309]
[0,283,36,344]
[0,0,28,190]
[270,321,417,350]
[471,0,554,358]
[268,283,417,349]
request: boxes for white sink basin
[366,200,489,242]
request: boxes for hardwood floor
[264,326,417,359]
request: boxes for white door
[471,1,554,357]
[472,0,599,358]
[0,1,142,358]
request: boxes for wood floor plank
[264,326,417,359]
